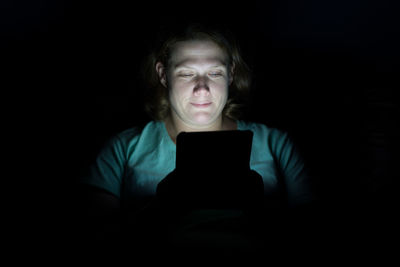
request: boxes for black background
[3,0,399,251]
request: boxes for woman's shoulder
[115,120,159,138]
[237,120,287,138]
[238,120,293,150]
[111,120,167,152]
[239,120,300,155]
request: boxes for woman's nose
[193,76,210,96]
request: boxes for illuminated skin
[156,40,236,142]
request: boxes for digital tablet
[175,130,253,175]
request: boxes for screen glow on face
[167,40,230,127]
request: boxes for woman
[78,24,315,251]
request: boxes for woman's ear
[229,63,235,85]
[155,62,168,88]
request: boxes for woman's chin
[190,114,216,126]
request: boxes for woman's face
[157,40,232,128]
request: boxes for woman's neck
[163,114,237,144]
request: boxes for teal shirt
[81,120,313,207]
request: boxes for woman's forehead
[169,40,228,67]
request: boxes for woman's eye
[209,72,223,77]
[178,73,194,77]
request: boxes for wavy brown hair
[142,24,252,121]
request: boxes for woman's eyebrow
[173,60,227,69]
[174,63,194,70]
[173,59,227,69]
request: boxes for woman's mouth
[191,102,212,108]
